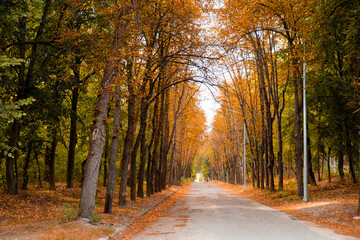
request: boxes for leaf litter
[0,182,186,240]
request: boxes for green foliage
[90,210,101,223]
[0,96,36,125]
[57,203,79,224]
[287,195,301,201]
[181,177,193,185]
[0,55,24,68]
[0,92,36,158]
[202,158,211,180]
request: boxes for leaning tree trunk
[104,85,122,213]
[78,62,114,218]
[79,0,133,217]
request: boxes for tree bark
[307,131,316,186]
[345,128,357,184]
[327,149,331,183]
[6,120,20,195]
[146,101,158,196]
[66,86,79,188]
[292,54,304,197]
[338,147,344,181]
[160,90,170,190]
[21,141,33,190]
[119,62,136,206]
[34,145,42,188]
[132,98,149,200]
[78,63,114,218]
[79,0,133,216]
[45,128,57,190]
[102,105,112,188]
[104,85,122,213]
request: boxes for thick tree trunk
[78,64,113,218]
[104,85,121,213]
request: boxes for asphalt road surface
[132,182,358,240]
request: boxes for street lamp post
[263,27,308,201]
[302,38,308,202]
[243,122,246,187]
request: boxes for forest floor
[213,178,360,239]
[0,182,187,240]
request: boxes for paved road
[132,182,358,240]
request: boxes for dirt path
[132,182,358,240]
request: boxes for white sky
[198,84,220,132]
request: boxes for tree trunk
[338,147,344,181]
[345,129,357,184]
[160,90,170,190]
[119,62,136,206]
[136,98,150,198]
[327,148,331,183]
[34,145,42,188]
[67,86,79,188]
[104,85,121,213]
[146,141,154,196]
[317,154,321,182]
[6,16,26,195]
[79,0,133,217]
[276,115,283,190]
[78,65,113,217]
[102,105,111,188]
[6,120,20,195]
[292,59,303,197]
[307,131,316,186]
[45,128,57,190]
[21,141,33,190]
